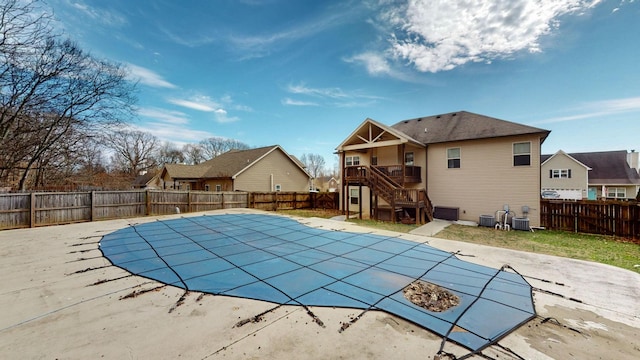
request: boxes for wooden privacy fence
[248,191,339,211]
[0,190,338,230]
[540,199,640,239]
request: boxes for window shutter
[549,170,552,178]
[568,169,572,178]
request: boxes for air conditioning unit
[479,215,495,227]
[512,217,530,231]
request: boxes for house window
[350,188,359,205]
[404,152,414,166]
[205,184,210,191]
[275,184,282,192]
[550,169,571,178]
[371,156,378,166]
[215,184,222,192]
[447,148,461,169]
[513,142,531,166]
[606,187,626,199]
[346,156,360,166]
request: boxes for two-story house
[541,150,640,200]
[336,111,550,227]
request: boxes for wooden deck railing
[374,165,421,183]
[344,165,421,184]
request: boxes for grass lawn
[278,209,640,273]
[434,224,640,273]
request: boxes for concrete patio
[1,208,638,359]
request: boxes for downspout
[424,144,428,192]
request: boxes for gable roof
[390,111,550,144]
[336,117,424,151]
[132,171,158,186]
[542,150,640,185]
[541,150,591,170]
[162,145,311,180]
[163,163,209,180]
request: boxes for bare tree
[199,137,250,159]
[0,1,136,190]
[156,141,185,165]
[182,143,205,165]
[104,129,158,177]
[300,153,326,179]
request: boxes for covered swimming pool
[99,213,535,353]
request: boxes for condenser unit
[512,217,530,231]
[478,215,495,227]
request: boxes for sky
[46,0,640,169]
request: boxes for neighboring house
[327,177,340,192]
[159,145,312,192]
[336,111,550,226]
[541,150,640,200]
[313,176,340,192]
[132,171,161,189]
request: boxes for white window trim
[606,187,626,199]
[350,188,359,204]
[447,147,461,169]
[275,184,282,192]
[345,155,360,166]
[404,152,414,166]
[215,184,222,192]
[552,169,570,178]
[513,141,531,166]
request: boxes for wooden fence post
[30,192,36,228]
[91,191,96,222]
[145,190,151,216]
[221,192,225,209]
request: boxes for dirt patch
[403,281,460,312]
[516,305,640,359]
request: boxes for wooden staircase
[353,165,433,223]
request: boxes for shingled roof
[162,145,309,180]
[390,111,550,144]
[542,150,640,185]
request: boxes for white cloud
[126,64,177,88]
[131,123,214,144]
[137,107,189,124]
[167,95,245,123]
[70,1,127,27]
[282,98,319,106]
[377,0,602,73]
[167,98,217,112]
[213,109,239,123]
[535,96,640,124]
[343,52,392,76]
[285,82,384,108]
[287,83,349,99]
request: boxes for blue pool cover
[99,214,535,352]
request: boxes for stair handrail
[370,166,402,188]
